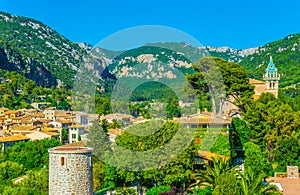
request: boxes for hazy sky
[0,0,299,49]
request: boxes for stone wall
[287,166,299,179]
[49,147,93,195]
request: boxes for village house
[22,109,37,115]
[52,119,73,129]
[68,124,85,143]
[0,107,10,115]
[19,119,43,127]
[174,109,231,129]
[31,102,51,110]
[0,134,30,151]
[11,115,31,124]
[73,112,89,126]
[4,110,23,119]
[101,113,131,125]
[87,114,99,126]
[2,121,16,131]
[30,112,45,121]
[42,127,61,141]
[25,131,59,141]
[44,107,56,120]
[54,112,75,122]
[8,125,40,135]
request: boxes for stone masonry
[48,147,93,195]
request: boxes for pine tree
[87,120,111,160]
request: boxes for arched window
[61,157,65,166]
[270,83,272,89]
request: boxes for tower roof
[266,56,277,71]
[48,146,93,154]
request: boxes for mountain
[105,42,258,82]
[107,45,195,79]
[206,46,257,62]
[0,11,86,87]
[146,42,257,62]
[0,11,257,89]
[0,11,299,89]
[240,33,300,88]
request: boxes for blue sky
[0,0,299,49]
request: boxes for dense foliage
[189,158,280,195]
[244,92,300,170]
[0,139,60,194]
[0,69,72,110]
[187,57,254,113]
[89,120,196,193]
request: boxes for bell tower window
[61,157,65,166]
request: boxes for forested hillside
[240,33,300,87]
[0,11,86,87]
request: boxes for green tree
[212,169,240,195]
[4,139,60,170]
[188,57,254,114]
[114,121,195,190]
[244,142,268,175]
[1,168,49,195]
[93,160,106,191]
[146,185,170,195]
[0,161,24,185]
[244,92,300,167]
[189,158,231,190]
[102,119,109,134]
[239,168,279,195]
[87,120,111,160]
[61,128,68,142]
[115,187,137,195]
[166,98,181,119]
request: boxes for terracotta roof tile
[0,134,30,142]
[69,124,84,129]
[249,79,265,84]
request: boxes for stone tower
[48,146,93,195]
[263,56,280,97]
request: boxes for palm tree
[239,168,280,195]
[189,157,231,190]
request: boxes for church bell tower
[263,56,280,97]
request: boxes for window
[72,134,76,139]
[61,157,65,166]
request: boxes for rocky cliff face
[0,11,86,87]
[0,47,57,86]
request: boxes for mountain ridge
[0,11,299,89]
